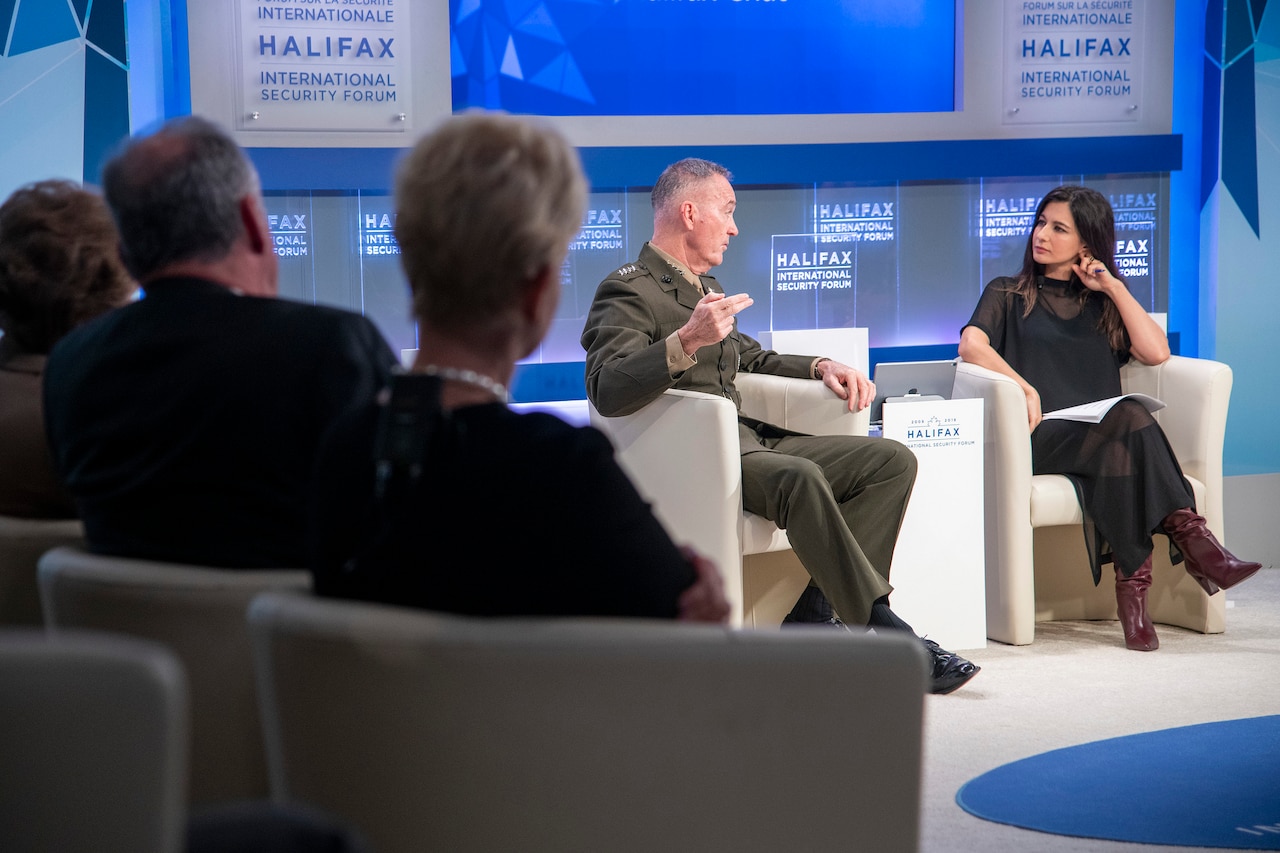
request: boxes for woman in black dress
[958,185,1260,651]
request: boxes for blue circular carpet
[957,715,1280,849]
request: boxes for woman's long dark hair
[1007,185,1127,352]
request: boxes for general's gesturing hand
[676,291,753,355]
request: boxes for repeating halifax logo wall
[266,196,316,303]
[259,172,1168,373]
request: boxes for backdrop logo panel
[236,0,412,132]
[813,200,897,245]
[770,235,858,330]
[541,194,629,363]
[1004,0,1146,124]
[350,197,414,353]
[265,195,317,304]
[975,180,1051,271]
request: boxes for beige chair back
[249,591,928,853]
[0,629,188,853]
[37,546,310,805]
[0,515,83,625]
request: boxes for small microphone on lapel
[661,275,672,283]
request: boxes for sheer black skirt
[1031,399,1195,583]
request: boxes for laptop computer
[869,359,959,424]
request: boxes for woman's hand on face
[1073,251,1115,294]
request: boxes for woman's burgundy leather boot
[1115,558,1158,651]
[1162,507,1262,596]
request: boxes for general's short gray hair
[101,116,259,280]
[394,111,587,329]
[651,158,732,214]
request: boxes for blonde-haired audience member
[309,111,728,623]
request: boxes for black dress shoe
[921,638,980,695]
[781,613,851,631]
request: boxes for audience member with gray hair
[102,116,262,283]
[0,179,136,517]
[43,115,397,567]
[310,111,728,622]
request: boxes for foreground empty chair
[37,546,311,805]
[249,591,928,853]
[0,629,188,853]
[0,515,83,625]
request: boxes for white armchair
[590,374,868,627]
[952,355,1233,645]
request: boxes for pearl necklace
[418,364,510,403]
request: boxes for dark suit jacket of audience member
[43,276,397,568]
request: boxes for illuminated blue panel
[247,136,1182,192]
[71,0,90,27]
[7,0,78,57]
[84,48,130,182]
[1225,0,1257,59]
[451,0,957,116]
[86,0,127,65]
[0,1,18,50]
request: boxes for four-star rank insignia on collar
[611,262,647,279]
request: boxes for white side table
[882,397,987,650]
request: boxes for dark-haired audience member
[309,111,729,623]
[0,180,136,517]
[43,116,397,567]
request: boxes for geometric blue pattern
[1,0,131,183]
[6,0,79,56]
[84,40,129,183]
[1202,0,1269,236]
[86,0,127,66]
[0,3,16,44]
[451,0,607,108]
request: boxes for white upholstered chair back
[37,546,311,804]
[248,590,928,853]
[0,629,188,853]
[0,515,83,625]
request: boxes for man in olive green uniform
[582,158,979,694]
